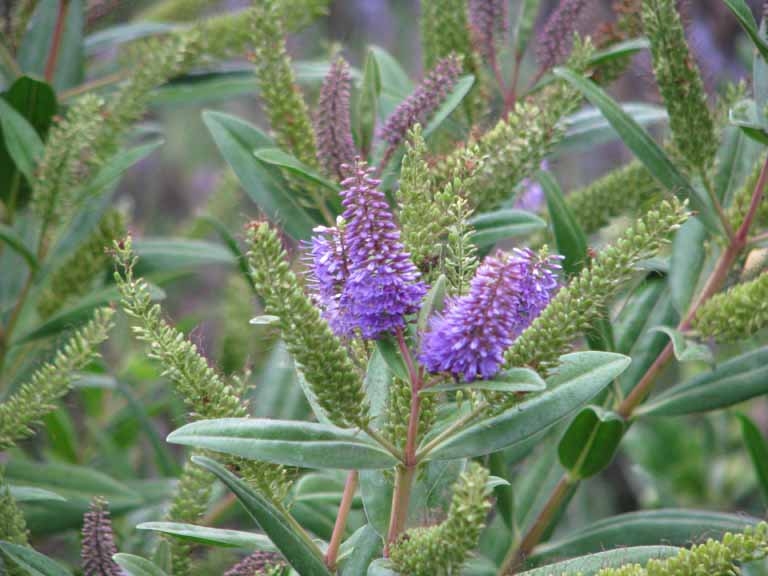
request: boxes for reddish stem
[45,0,70,83]
[325,470,358,571]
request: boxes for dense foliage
[1,1,768,575]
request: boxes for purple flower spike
[315,57,357,181]
[81,497,122,576]
[420,249,561,381]
[340,160,427,339]
[537,0,588,71]
[379,55,462,162]
[306,223,354,337]
[469,0,508,60]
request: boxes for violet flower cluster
[308,160,427,339]
[380,54,462,152]
[314,57,357,181]
[537,0,588,71]
[420,249,562,381]
[468,0,508,60]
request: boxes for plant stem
[59,71,126,101]
[701,169,735,242]
[0,40,21,80]
[415,400,488,462]
[499,156,768,574]
[44,0,70,83]
[499,475,576,575]
[325,470,358,571]
[364,424,404,463]
[385,464,416,553]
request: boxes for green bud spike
[245,221,369,428]
[642,0,717,172]
[694,271,768,341]
[389,462,491,576]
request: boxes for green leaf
[357,49,381,159]
[253,147,340,193]
[531,509,762,562]
[521,546,680,575]
[133,238,235,275]
[137,522,276,551]
[648,325,712,363]
[636,346,768,416]
[553,67,719,235]
[722,0,768,62]
[375,336,410,382]
[74,139,165,202]
[0,541,72,576]
[113,554,169,576]
[0,98,44,181]
[427,352,631,460]
[252,341,311,421]
[588,37,651,68]
[738,414,768,504]
[614,277,669,355]
[539,171,587,277]
[369,46,412,99]
[730,99,768,145]
[0,76,57,207]
[755,15,768,129]
[202,110,318,239]
[18,0,84,91]
[8,486,66,503]
[168,418,399,469]
[558,405,625,479]
[417,274,448,335]
[367,559,398,576]
[85,22,177,52]
[423,74,475,138]
[340,524,382,576]
[556,103,667,156]
[670,218,707,314]
[192,455,333,576]
[469,209,547,248]
[0,224,37,270]
[14,284,165,344]
[715,125,763,205]
[421,368,546,395]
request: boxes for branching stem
[325,470,358,571]
[44,0,70,82]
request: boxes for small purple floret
[420,249,561,381]
[306,224,354,337]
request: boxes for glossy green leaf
[531,509,762,562]
[0,224,37,270]
[417,274,448,335]
[203,110,318,239]
[339,524,382,576]
[522,546,680,575]
[133,238,235,274]
[755,16,768,129]
[427,352,631,460]
[469,209,547,248]
[739,414,768,504]
[375,336,410,382]
[730,99,768,145]
[253,147,340,193]
[539,170,587,277]
[637,346,768,416]
[553,67,720,235]
[113,554,169,576]
[357,50,381,159]
[14,283,165,344]
[192,455,333,576]
[722,0,768,62]
[369,46,412,98]
[85,21,177,52]
[556,103,667,156]
[18,0,84,90]
[715,125,763,205]
[168,418,399,469]
[421,368,546,395]
[0,76,56,206]
[0,541,72,576]
[252,341,311,421]
[137,522,276,551]
[8,486,66,503]
[670,217,707,315]
[614,277,668,355]
[367,559,398,576]
[558,405,625,479]
[0,98,43,181]
[588,38,650,68]
[423,74,475,138]
[650,325,712,362]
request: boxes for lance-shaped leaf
[426,352,631,460]
[722,0,768,62]
[0,541,72,576]
[192,456,332,576]
[113,554,169,576]
[558,405,625,479]
[531,509,762,562]
[168,418,398,469]
[520,546,680,575]
[553,67,720,235]
[137,522,276,551]
[421,368,546,395]
[636,346,768,416]
[739,414,768,504]
[469,209,547,249]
